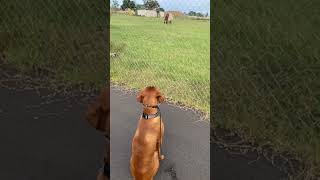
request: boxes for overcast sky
[113,0,210,15]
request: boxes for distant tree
[121,0,129,10]
[196,12,204,17]
[112,0,119,8]
[121,0,136,10]
[188,11,197,16]
[188,11,204,17]
[143,0,160,10]
[205,13,209,17]
[155,7,164,17]
[128,1,136,9]
[136,4,145,10]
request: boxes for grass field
[110,14,210,114]
[213,0,320,178]
[0,0,108,89]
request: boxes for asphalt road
[110,87,287,180]
[0,84,287,180]
[110,87,210,180]
[0,86,105,180]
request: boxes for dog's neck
[142,107,158,115]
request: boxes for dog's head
[136,86,165,106]
[85,87,110,134]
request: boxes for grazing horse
[164,13,173,24]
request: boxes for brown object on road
[86,87,110,180]
[164,13,173,24]
[130,86,165,180]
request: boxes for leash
[142,104,163,160]
[158,106,162,159]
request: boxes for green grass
[0,0,108,89]
[213,0,320,178]
[110,14,210,114]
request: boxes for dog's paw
[159,155,165,160]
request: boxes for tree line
[112,0,164,11]
[111,0,208,17]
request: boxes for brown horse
[164,13,173,24]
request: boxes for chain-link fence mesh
[0,0,109,89]
[110,0,210,115]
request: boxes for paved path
[0,86,105,180]
[0,84,287,180]
[110,88,287,180]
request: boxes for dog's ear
[157,95,165,103]
[136,90,144,103]
[99,88,109,112]
[85,87,109,133]
[156,90,165,103]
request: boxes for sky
[113,0,210,15]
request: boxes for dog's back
[132,119,160,148]
[131,118,161,176]
[130,86,165,180]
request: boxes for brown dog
[130,86,165,180]
[86,87,110,180]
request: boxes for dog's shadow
[158,160,179,180]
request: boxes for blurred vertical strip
[212,0,320,179]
